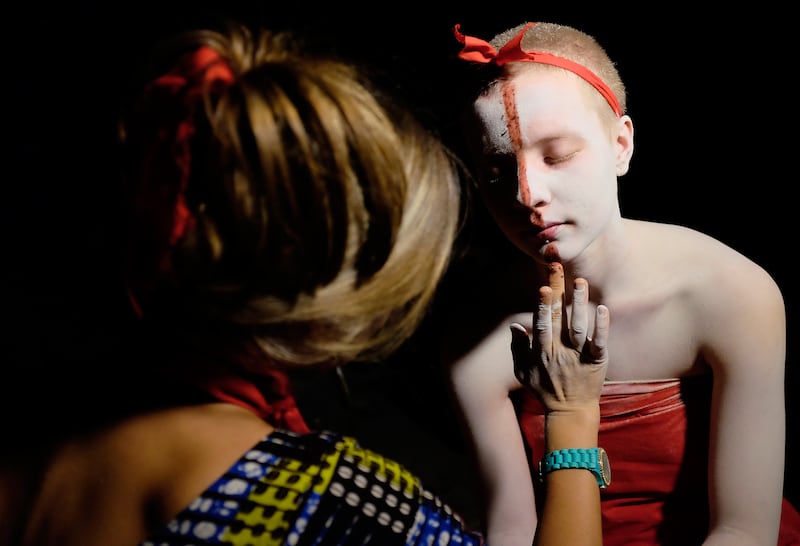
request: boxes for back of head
[120,23,461,366]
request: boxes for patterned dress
[139,429,484,546]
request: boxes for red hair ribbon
[150,46,236,246]
[453,23,622,117]
[128,46,235,319]
[133,49,312,434]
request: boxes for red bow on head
[453,23,622,117]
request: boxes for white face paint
[470,68,624,263]
[475,87,516,155]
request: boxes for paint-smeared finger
[548,263,565,344]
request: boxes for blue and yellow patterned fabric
[140,429,484,545]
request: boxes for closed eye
[544,150,579,166]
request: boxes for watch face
[599,448,611,487]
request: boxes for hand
[511,262,609,413]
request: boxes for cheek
[479,187,511,221]
[477,185,516,225]
[570,180,616,223]
[563,150,618,208]
[479,179,523,219]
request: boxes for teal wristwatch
[539,447,611,488]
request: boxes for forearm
[534,409,603,546]
[535,470,602,546]
[479,402,538,546]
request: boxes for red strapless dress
[514,375,800,545]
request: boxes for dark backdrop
[5,1,796,521]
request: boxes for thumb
[510,322,531,385]
[510,322,530,351]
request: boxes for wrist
[545,407,600,451]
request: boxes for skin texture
[446,55,788,545]
[7,404,274,546]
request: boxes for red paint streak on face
[501,82,529,205]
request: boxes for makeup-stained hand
[511,262,610,412]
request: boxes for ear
[614,115,634,176]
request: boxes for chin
[511,240,551,263]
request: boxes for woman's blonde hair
[121,24,462,365]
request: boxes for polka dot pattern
[139,429,484,545]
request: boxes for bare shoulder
[94,403,273,519]
[632,220,782,296]
[14,403,271,546]
[632,220,784,347]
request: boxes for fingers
[522,271,611,410]
[535,263,607,366]
[510,322,531,349]
[591,304,610,362]
[570,278,588,349]
[535,285,553,354]
[547,263,565,343]
[510,322,531,385]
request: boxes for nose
[516,163,550,210]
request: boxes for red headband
[453,23,622,117]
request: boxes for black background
[5,1,797,523]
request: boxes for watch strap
[539,447,608,488]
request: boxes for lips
[536,222,562,242]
